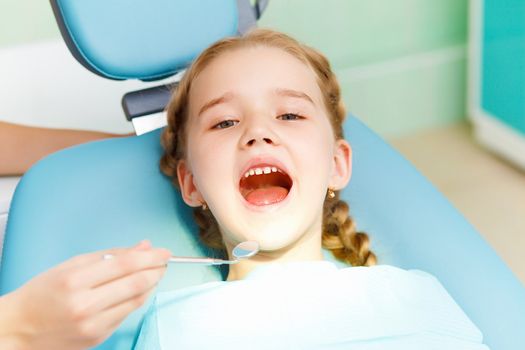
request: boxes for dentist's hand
[0,240,171,350]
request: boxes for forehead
[188,46,323,110]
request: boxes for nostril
[245,137,275,147]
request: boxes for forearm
[0,121,129,176]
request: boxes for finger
[86,265,167,313]
[104,287,155,329]
[74,286,156,344]
[71,248,171,289]
[133,240,153,251]
[57,240,153,272]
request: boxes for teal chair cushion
[1,116,524,349]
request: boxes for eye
[213,119,238,129]
[277,113,304,121]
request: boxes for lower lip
[239,184,294,212]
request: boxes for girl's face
[177,46,351,258]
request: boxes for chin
[246,225,305,252]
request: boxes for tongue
[244,186,288,206]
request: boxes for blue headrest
[50,0,239,80]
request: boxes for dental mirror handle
[168,256,237,265]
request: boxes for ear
[176,160,204,207]
[329,139,352,190]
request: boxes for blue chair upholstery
[1,1,524,349]
[2,117,525,349]
[49,0,239,80]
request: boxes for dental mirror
[167,240,259,265]
[232,240,259,260]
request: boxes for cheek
[187,133,236,192]
[289,131,334,191]
[296,123,334,164]
[185,135,213,189]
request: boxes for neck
[224,225,324,281]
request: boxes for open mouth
[239,165,293,206]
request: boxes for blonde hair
[160,28,376,267]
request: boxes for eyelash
[214,120,238,129]
[212,113,304,130]
[278,113,304,121]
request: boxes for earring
[327,188,335,199]
[201,202,208,210]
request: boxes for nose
[245,135,274,147]
[239,115,280,149]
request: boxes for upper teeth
[244,166,281,178]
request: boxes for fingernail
[134,239,152,250]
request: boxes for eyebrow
[274,88,315,105]
[198,92,235,117]
[197,88,315,117]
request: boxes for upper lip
[238,155,292,184]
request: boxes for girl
[135,29,488,349]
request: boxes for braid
[322,192,377,266]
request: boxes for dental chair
[1,1,524,349]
